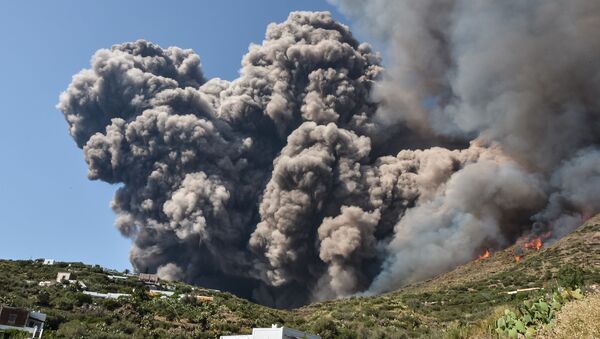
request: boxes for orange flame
[524,237,543,250]
[514,227,552,262]
[478,248,491,260]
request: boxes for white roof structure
[29,311,47,322]
[221,325,320,339]
[106,275,128,280]
[83,291,131,299]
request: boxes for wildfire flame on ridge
[524,237,543,250]
[514,230,552,263]
[478,248,491,260]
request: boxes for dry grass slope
[538,293,600,339]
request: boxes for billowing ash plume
[328,0,600,294]
[58,5,600,306]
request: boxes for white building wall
[252,328,283,339]
[221,327,320,339]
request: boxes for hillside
[295,214,600,337]
[0,261,290,338]
[1,215,600,338]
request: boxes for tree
[133,285,150,302]
[36,291,50,306]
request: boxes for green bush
[75,292,93,306]
[133,285,150,302]
[55,295,77,310]
[494,287,583,338]
[311,318,357,339]
[103,298,122,311]
[557,265,585,288]
[36,290,50,306]
[0,329,30,338]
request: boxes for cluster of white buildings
[38,271,87,289]
[21,260,321,338]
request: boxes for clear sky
[0,1,351,271]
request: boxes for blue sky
[0,1,353,271]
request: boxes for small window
[7,313,17,325]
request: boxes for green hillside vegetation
[1,215,600,338]
[0,261,288,338]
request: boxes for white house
[221,325,320,339]
[56,272,71,282]
[42,259,54,265]
[0,306,46,339]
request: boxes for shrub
[311,318,357,339]
[56,320,96,338]
[133,285,150,302]
[103,298,122,311]
[557,265,585,288]
[0,329,30,338]
[494,287,583,338]
[75,292,93,306]
[180,294,197,306]
[36,290,50,306]
[55,295,77,310]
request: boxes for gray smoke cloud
[315,206,380,300]
[329,0,600,294]
[58,6,600,306]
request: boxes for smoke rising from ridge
[329,0,600,294]
[58,6,600,306]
